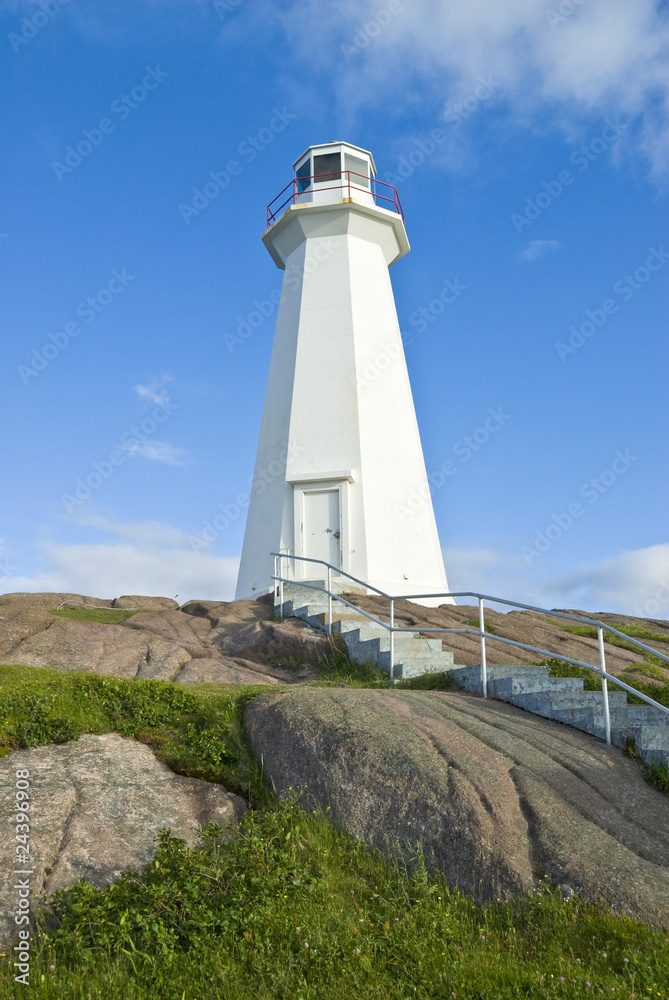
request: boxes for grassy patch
[6,796,666,999]
[52,606,143,624]
[466,617,497,634]
[311,650,390,688]
[310,651,460,691]
[543,658,669,795]
[1,666,668,997]
[0,664,271,806]
[558,623,669,674]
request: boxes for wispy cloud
[444,542,669,618]
[66,512,190,547]
[120,439,186,465]
[518,239,561,262]
[265,0,669,177]
[133,374,173,408]
[0,530,239,604]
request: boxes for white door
[303,489,341,569]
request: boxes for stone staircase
[277,583,669,768]
[451,664,669,768]
[277,582,457,679]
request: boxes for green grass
[0,664,271,807]
[307,650,460,691]
[51,606,143,624]
[466,618,497,634]
[1,665,668,998]
[6,796,669,999]
[542,658,669,794]
[557,623,669,673]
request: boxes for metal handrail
[271,553,669,746]
[266,170,404,226]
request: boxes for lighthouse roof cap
[292,141,376,176]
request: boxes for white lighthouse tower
[235,141,452,605]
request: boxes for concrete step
[626,705,669,726]
[284,598,669,767]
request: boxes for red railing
[266,170,404,227]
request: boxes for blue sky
[2,0,668,615]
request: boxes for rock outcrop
[349,594,669,680]
[1,618,191,679]
[244,687,669,927]
[0,593,330,684]
[0,734,246,948]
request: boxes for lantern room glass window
[344,153,369,188]
[313,152,341,182]
[295,158,311,193]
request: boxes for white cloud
[518,239,561,262]
[544,543,669,617]
[66,512,190,547]
[120,439,186,465]
[1,513,241,604]
[133,374,173,409]
[0,542,239,604]
[268,0,669,176]
[444,542,669,619]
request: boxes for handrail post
[279,554,284,618]
[597,626,611,745]
[327,564,332,637]
[389,598,395,684]
[479,597,488,698]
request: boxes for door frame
[292,478,350,577]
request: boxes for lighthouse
[235,141,453,605]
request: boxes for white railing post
[327,564,332,636]
[597,625,611,745]
[479,597,488,698]
[389,598,395,683]
[279,554,284,618]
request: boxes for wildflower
[586,983,591,988]
[394,918,399,922]
[560,977,565,982]
[603,952,607,958]
[356,948,360,954]
[624,959,629,963]
[296,927,300,932]
[50,965,55,970]
[304,942,309,948]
